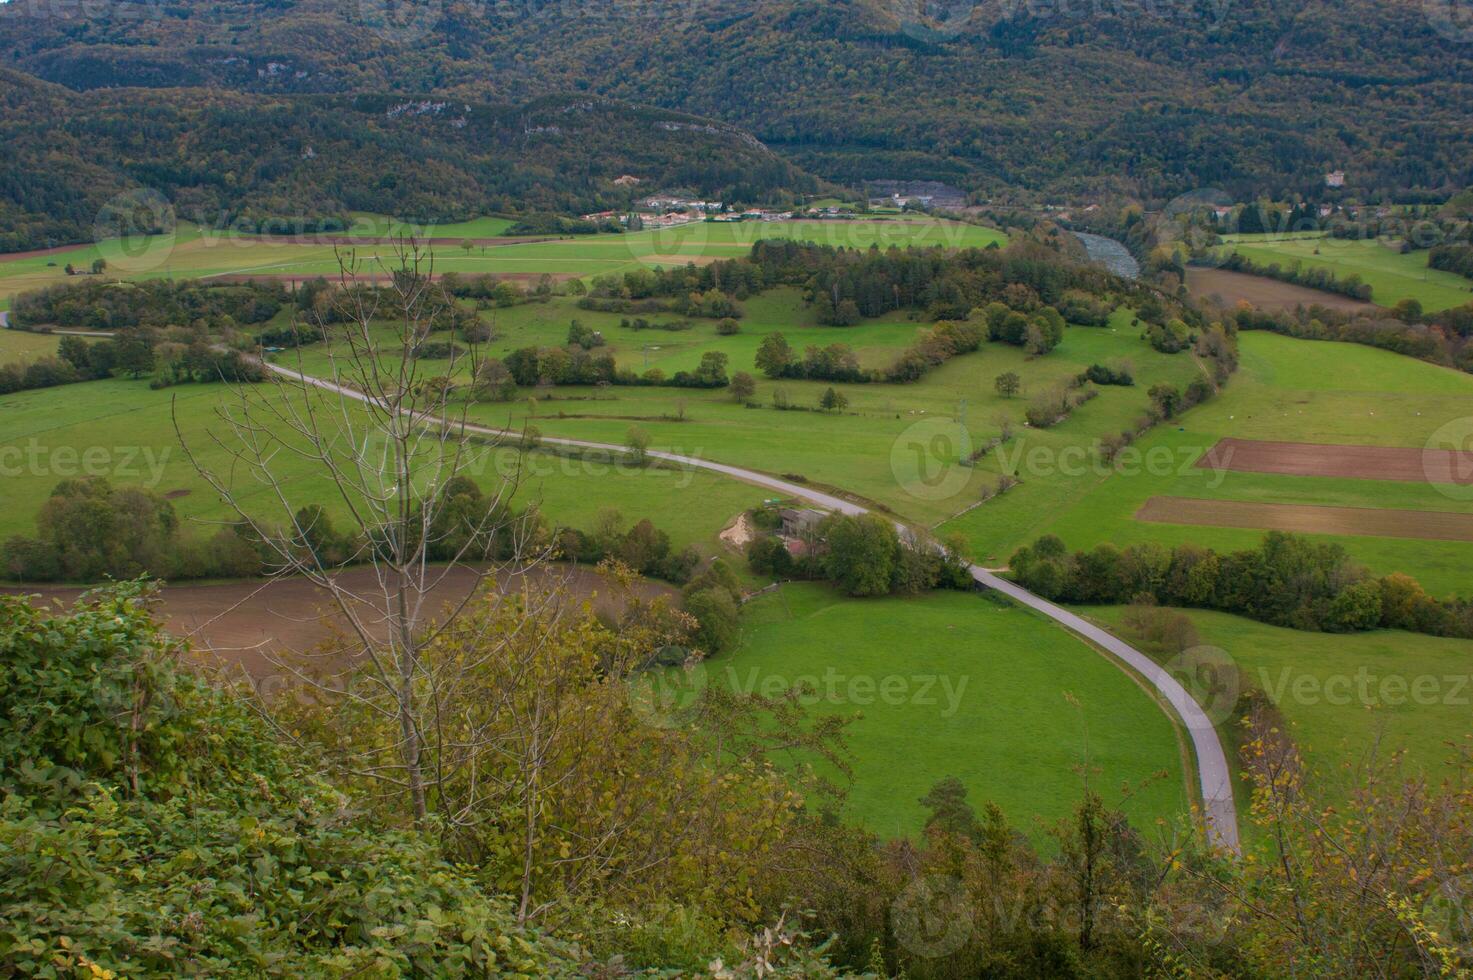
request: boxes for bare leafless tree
[175,241,552,826]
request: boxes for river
[1073,232,1140,280]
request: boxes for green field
[1084,605,1473,800]
[1220,234,1473,312]
[0,327,59,361]
[711,584,1190,840]
[0,214,1006,311]
[965,331,1473,596]
[384,298,1203,537]
[0,379,769,555]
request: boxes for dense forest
[0,69,820,251]
[1,0,1470,205]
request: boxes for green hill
[0,69,820,251]
[2,0,1470,204]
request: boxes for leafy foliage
[2,1,1470,205]
[0,583,574,976]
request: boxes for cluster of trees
[488,346,729,391]
[1430,242,1473,280]
[1208,251,1375,301]
[10,278,287,332]
[1,478,266,583]
[755,334,868,383]
[1228,302,1473,374]
[439,270,553,307]
[1024,384,1097,429]
[1011,531,1473,638]
[0,474,527,584]
[0,331,259,396]
[1079,362,1134,386]
[747,512,972,598]
[582,269,745,320]
[555,508,701,587]
[755,298,1068,388]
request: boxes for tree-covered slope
[2,0,1470,201]
[0,68,820,250]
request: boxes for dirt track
[1185,267,1377,313]
[1137,496,1473,542]
[1198,437,1473,486]
[4,565,675,678]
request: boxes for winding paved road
[262,360,1241,852]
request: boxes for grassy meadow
[0,213,1006,311]
[1084,605,1473,803]
[0,379,769,555]
[436,300,1206,538]
[1219,234,1473,312]
[970,331,1473,596]
[697,583,1191,841]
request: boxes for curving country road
[261,360,1241,852]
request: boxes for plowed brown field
[1198,438,1473,486]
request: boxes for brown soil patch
[1136,496,1473,542]
[4,564,676,678]
[1185,267,1377,313]
[0,242,93,262]
[720,512,755,551]
[643,254,720,266]
[1199,437,1473,486]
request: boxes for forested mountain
[0,69,819,250]
[2,0,1471,204]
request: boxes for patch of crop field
[0,379,769,558]
[1083,605,1473,802]
[1199,437,1473,485]
[707,583,1190,840]
[980,332,1473,596]
[1184,266,1376,313]
[1136,497,1473,543]
[1218,235,1473,312]
[0,216,1006,309]
[6,564,676,679]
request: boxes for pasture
[982,331,1473,596]
[0,214,1007,311]
[1217,235,1473,312]
[0,379,770,555]
[706,583,1191,840]
[1084,605,1473,802]
[420,298,1208,538]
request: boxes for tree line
[1011,531,1473,639]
